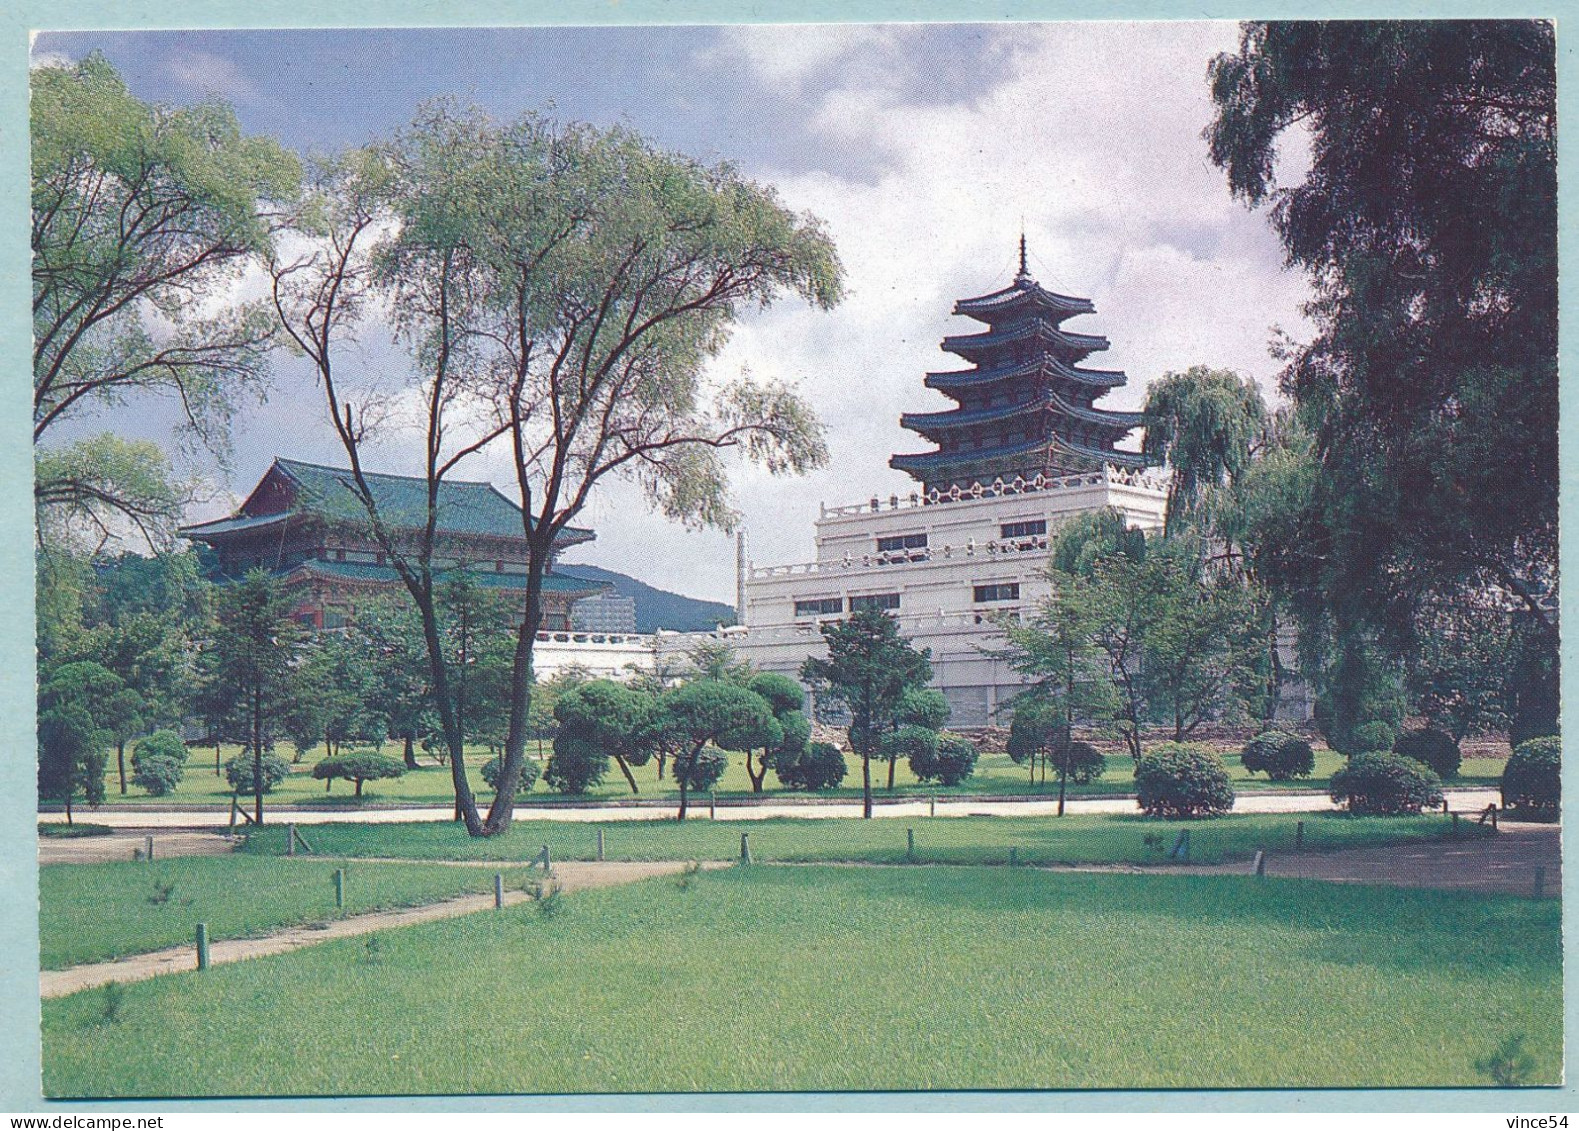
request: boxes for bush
[909,731,979,787]
[675,747,729,794]
[225,750,291,795]
[130,754,184,797]
[480,755,540,795]
[311,753,406,797]
[1351,721,1397,755]
[1240,731,1315,781]
[132,730,188,766]
[1134,743,1234,819]
[543,732,608,795]
[1329,753,1444,815]
[774,741,847,791]
[1501,736,1559,815]
[1393,726,1461,780]
[1059,740,1107,785]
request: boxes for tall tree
[1142,366,1266,539]
[31,54,299,538]
[273,106,841,836]
[1206,22,1558,718]
[800,609,932,819]
[198,571,305,824]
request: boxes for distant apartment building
[572,592,638,633]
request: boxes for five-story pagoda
[891,239,1146,495]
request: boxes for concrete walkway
[43,787,1503,830]
[41,860,718,999]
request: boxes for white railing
[748,535,1051,582]
[818,464,1165,519]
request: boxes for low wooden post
[740,832,752,865]
[710,790,717,820]
[906,828,915,860]
[196,923,209,971]
[1492,806,1499,831]
[145,835,154,862]
[930,795,937,818]
[1253,850,1266,877]
[1009,847,1019,867]
[541,845,552,875]
[1452,813,1460,837]
[597,828,605,862]
[333,868,345,909]
[494,873,504,909]
[1534,866,1546,900]
[1294,821,1304,850]
[287,823,297,857]
[1442,798,1450,815]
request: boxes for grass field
[239,811,1489,865]
[39,856,541,969]
[41,864,1560,1095]
[83,742,1507,809]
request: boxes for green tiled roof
[195,458,593,546]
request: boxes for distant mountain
[557,563,735,633]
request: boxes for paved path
[43,787,1503,830]
[39,831,238,866]
[40,860,720,999]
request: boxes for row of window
[792,583,1020,617]
[874,519,1048,554]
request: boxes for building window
[1000,519,1047,540]
[876,533,928,553]
[794,596,844,617]
[850,592,900,613]
[973,582,1021,603]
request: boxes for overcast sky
[34,23,1314,605]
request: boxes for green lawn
[239,811,1488,866]
[84,742,1506,809]
[42,865,1560,1095]
[39,856,541,969]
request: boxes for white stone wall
[735,468,1169,726]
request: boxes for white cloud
[164,47,265,105]
[566,22,1311,601]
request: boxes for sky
[33,23,1314,605]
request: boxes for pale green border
[0,0,1571,1113]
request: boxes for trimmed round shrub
[1329,753,1443,815]
[130,730,189,796]
[675,747,728,793]
[1058,740,1107,785]
[1134,743,1234,819]
[1240,731,1315,782]
[1351,721,1397,755]
[543,732,608,795]
[311,753,406,797]
[774,741,847,792]
[480,755,540,795]
[1501,736,1560,816]
[909,731,979,787]
[1393,726,1461,780]
[225,750,291,795]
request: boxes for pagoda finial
[1016,232,1030,282]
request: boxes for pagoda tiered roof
[901,392,1142,440]
[888,240,1148,492]
[953,279,1095,324]
[924,354,1127,394]
[940,318,1110,364]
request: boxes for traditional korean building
[891,238,1147,495]
[180,458,606,631]
[734,249,1171,725]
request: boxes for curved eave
[924,355,1128,395]
[1052,435,1151,469]
[901,396,1140,442]
[890,436,1053,475]
[942,319,1109,360]
[953,281,1095,324]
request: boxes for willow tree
[1141,366,1266,540]
[273,104,841,836]
[32,53,298,543]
